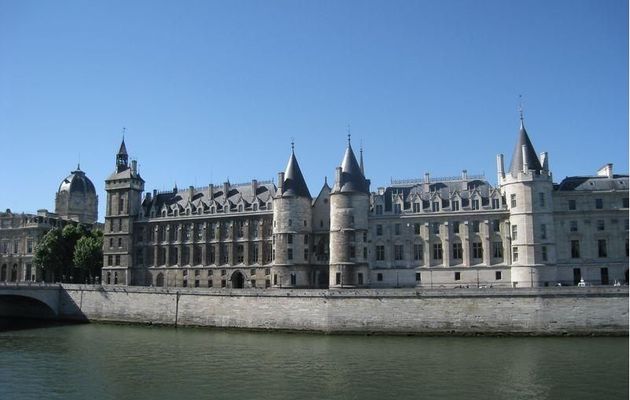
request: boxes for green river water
[0,320,627,400]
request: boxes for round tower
[329,137,370,288]
[55,165,98,224]
[498,115,556,287]
[272,144,313,288]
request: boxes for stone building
[1,166,98,282]
[103,116,629,288]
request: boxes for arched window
[0,264,7,281]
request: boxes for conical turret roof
[281,148,311,198]
[508,119,542,176]
[338,143,369,194]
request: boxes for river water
[0,321,627,400]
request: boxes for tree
[34,223,100,283]
[33,227,65,282]
[73,230,103,283]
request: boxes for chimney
[424,172,430,191]
[209,184,214,199]
[334,167,342,192]
[131,160,138,175]
[251,179,258,195]
[596,163,613,178]
[188,185,194,199]
[277,172,285,194]
[223,181,230,197]
[461,169,468,191]
[497,154,505,182]
[521,145,529,172]
[145,191,152,201]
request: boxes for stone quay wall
[54,285,629,335]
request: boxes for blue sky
[0,0,627,221]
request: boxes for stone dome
[58,166,96,195]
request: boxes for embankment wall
[57,285,629,335]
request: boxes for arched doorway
[10,264,18,282]
[1,264,6,281]
[156,273,164,287]
[230,271,244,289]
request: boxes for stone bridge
[0,283,63,319]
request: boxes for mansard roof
[337,144,370,194]
[508,119,542,176]
[142,181,276,216]
[281,150,311,199]
[556,175,629,191]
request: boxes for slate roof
[556,175,629,191]
[142,181,277,216]
[281,150,311,198]
[508,119,542,176]
[106,168,144,182]
[118,139,128,156]
[337,144,370,194]
[58,167,96,195]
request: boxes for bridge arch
[0,294,57,319]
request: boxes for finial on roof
[346,124,351,146]
[518,94,524,122]
[324,176,328,185]
[291,137,295,152]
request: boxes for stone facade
[103,117,629,288]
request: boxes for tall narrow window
[452,243,463,259]
[571,240,580,258]
[541,224,547,239]
[413,244,423,260]
[541,245,548,262]
[432,243,443,260]
[512,246,518,262]
[493,242,503,258]
[510,194,517,208]
[598,240,607,258]
[472,242,483,259]
[539,192,545,207]
[511,225,517,240]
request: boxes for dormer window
[253,203,258,211]
[472,199,480,210]
[452,200,460,211]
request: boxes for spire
[508,116,542,177]
[116,135,129,173]
[359,142,365,175]
[281,143,311,198]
